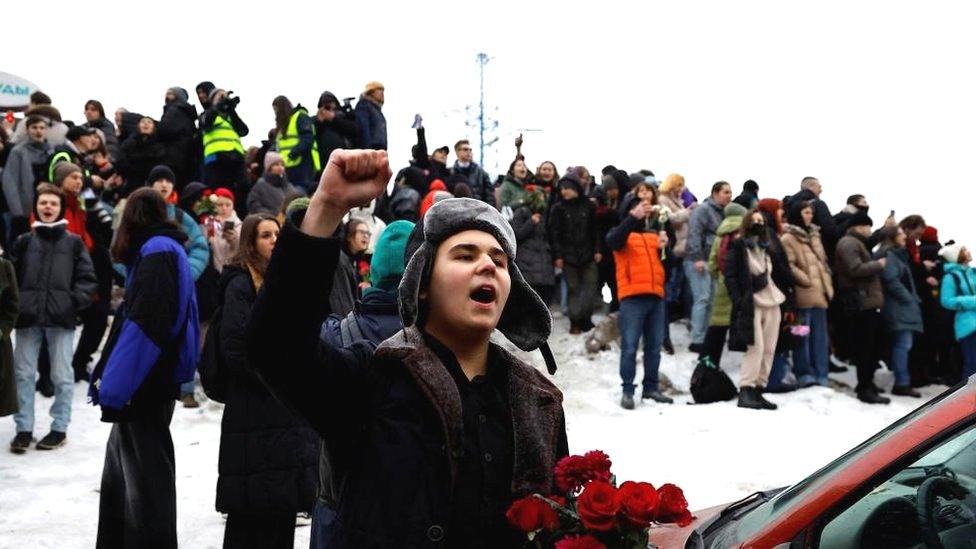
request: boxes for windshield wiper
[719,491,770,518]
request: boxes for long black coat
[511,206,555,287]
[547,196,599,266]
[724,236,794,351]
[216,266,318,515]
[158,100,198,188]
[0,258,19,417]
[247,224,569,548]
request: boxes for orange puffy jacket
[613,231,666,301]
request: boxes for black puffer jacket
[547,195,599,266]
[158,100,198,187]
[11,222,97,329]
[511,206,555,287]
[216,266,319,515]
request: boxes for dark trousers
[203,158,250,218]
[698,325,729,367]
[849,309,882,394]
[828,298,851,361]
[224,513,296,549]
[310,500,338,549]
[74,301,110,378]
[97,401,177,549]
[597,254,619,313]
[563,262,598,328]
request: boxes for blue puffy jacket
[91,228,200,421]
[940,263,976,341]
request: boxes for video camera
[217,91,241,114]
[340,97,356,115]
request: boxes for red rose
[555,450,613,494]
[617,481,659,529]
[655,483,693,527]
[525,184,537,193]
[555,534,606,549]
[576,481,621,531]
[505,495,560,533]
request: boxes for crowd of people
[1,82,974,548]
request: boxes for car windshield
[731,379,969,541]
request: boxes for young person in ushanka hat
[248,149,568,548]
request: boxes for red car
[650,375,976,548]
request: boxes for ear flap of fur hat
[398,198,554,369]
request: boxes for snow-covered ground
[0,315,951,548]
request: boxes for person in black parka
[158,87,199,192]
[217,213,318,548]
[247,150,568,548]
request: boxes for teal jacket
[940,263,976,341]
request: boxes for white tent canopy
[0,71,40,110]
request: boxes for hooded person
[159,87,199,190]
[247,150,568,547]
[247,151,304,215]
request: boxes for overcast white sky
[5,0,975,241]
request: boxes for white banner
[0,71,40,109]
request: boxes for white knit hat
[939,243,965,264]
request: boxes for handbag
[690,357,738,403]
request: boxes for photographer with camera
[200,89,249,196]
[314,91,360,170]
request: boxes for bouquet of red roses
[506,450,692,548]
[523,184,549,214]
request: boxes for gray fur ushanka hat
[399,198,557,373]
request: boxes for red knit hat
[213,187,235,203]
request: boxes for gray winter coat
[511,206,555,287]
[11,222,97,329]
[878,246,923,333]
[2,140,53,217]
[247,175,304,215]
[685,197,724,262]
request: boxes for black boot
[620,393,635,410]
[662,338,674,356]
[892,385,922,398]
[737,387,764,410]
[857,387,891,405]
[756,388,779,410]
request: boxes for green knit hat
[369,220,415,294]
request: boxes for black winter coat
[216,266,318,515]
[11,223,96,329]
[158,100,198,187]
[511,206,555,287]
[247,224,569,548]
[723,235,794,352]
[117,134,166,195]
[547,196,599,266]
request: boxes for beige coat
[658,193,692,257]
[781,224,834,309]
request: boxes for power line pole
[476,52,489,166]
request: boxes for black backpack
[198,301,227,403]
[690,358,738,404]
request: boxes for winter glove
[750,273,770,293]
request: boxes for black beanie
[558,174,584,196]
[848,211,874,228]
[743,179,759,194]
[147,164,176,186]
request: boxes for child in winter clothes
[547,174,600,333]
[9,184,97,452]
[939,243,976,380]
[202,187,242,273]
[248,150,568,547]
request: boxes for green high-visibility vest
[203,114,245,157]
[276,108,321,171]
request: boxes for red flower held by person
[655,483,694,527]
[525,184,537,193]
[576,481,621,531]
[555,450,613,494]
[617,481,660,528]
[506,495,560,533]
[554,534,607,549]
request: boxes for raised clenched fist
[302,149,393,238]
